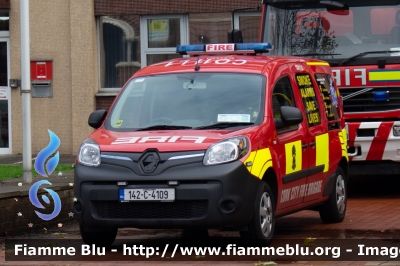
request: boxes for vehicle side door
[292,67,330,203]
[271,66,309,210]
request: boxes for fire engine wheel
[240,181,275,244]
[319,166,347,223]
[79,225,117,247]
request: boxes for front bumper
[74,152,261,229]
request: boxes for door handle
[309,142,316,147]
[302,143,308,149]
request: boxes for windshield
[262,1,400,62]
[106,73,265,131]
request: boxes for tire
[240,181,275,244]
[80,225,117,247]
[319,166,347,223]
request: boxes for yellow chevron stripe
[316,133,329,172]
[338,128,348,160]
[244,148,273,179]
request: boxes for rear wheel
[319,166,347,223]
[240,181,275,244]
[80,225,117,247]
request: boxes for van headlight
[203,136,248,165]
[78,138,101,167]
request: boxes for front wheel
[319,166,347,223]
[240,181,275,244]
[80,225,117,247]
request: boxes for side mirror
[88,109,107,129]
[275,106,303,129]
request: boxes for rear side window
[295,74,321,127]
[315,73,340,128]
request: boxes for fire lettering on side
[111,136,207,145]
[331,68,366,86]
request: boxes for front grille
[95,200,207,219]
[339,87,400,113]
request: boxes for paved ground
[0,154,399,265]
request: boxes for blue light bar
[176,43,273,55]
[373,91,389,101]
[176,44,205,54]
[236,43,273,52]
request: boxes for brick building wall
[94,0,261,111]
[9,0,97,155]
[94,0,260,15]
[96,96,115,111]
[0,0,10,9]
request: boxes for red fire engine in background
[257,0,400,175]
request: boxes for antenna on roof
[194,36,203,71]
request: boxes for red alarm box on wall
[30,61,52,98]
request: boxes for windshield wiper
[338,50,399,65]
[195,122,254,130]
[135,125,192,131]
[294,53,341,57]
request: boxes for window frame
[140,14,189,68]
[233,11,262,29]
[233,11,262,43]
[272,76,299,134]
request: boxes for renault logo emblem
[139,151,160,173]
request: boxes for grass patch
[0,164,74,181]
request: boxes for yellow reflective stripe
[316,133,329,172]
[285,140,302,174]
[259,160,273,180]
[250,148,273,179]
[243,151,256,172]
[369,70,400,82]
[338,129,349,160]
[306,62,330,66]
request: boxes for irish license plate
[119,188,175,202]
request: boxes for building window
[234,11,261,43]
[98,15,141,90]
[189,13,232,44]
[0,16,9,31]
[140,15,188,67]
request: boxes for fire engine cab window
[295,74,321,127]
[107,73,264,130]
[272,77,297,132]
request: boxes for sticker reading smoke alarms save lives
[218,114,250,123]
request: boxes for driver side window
[272,76,297,133]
